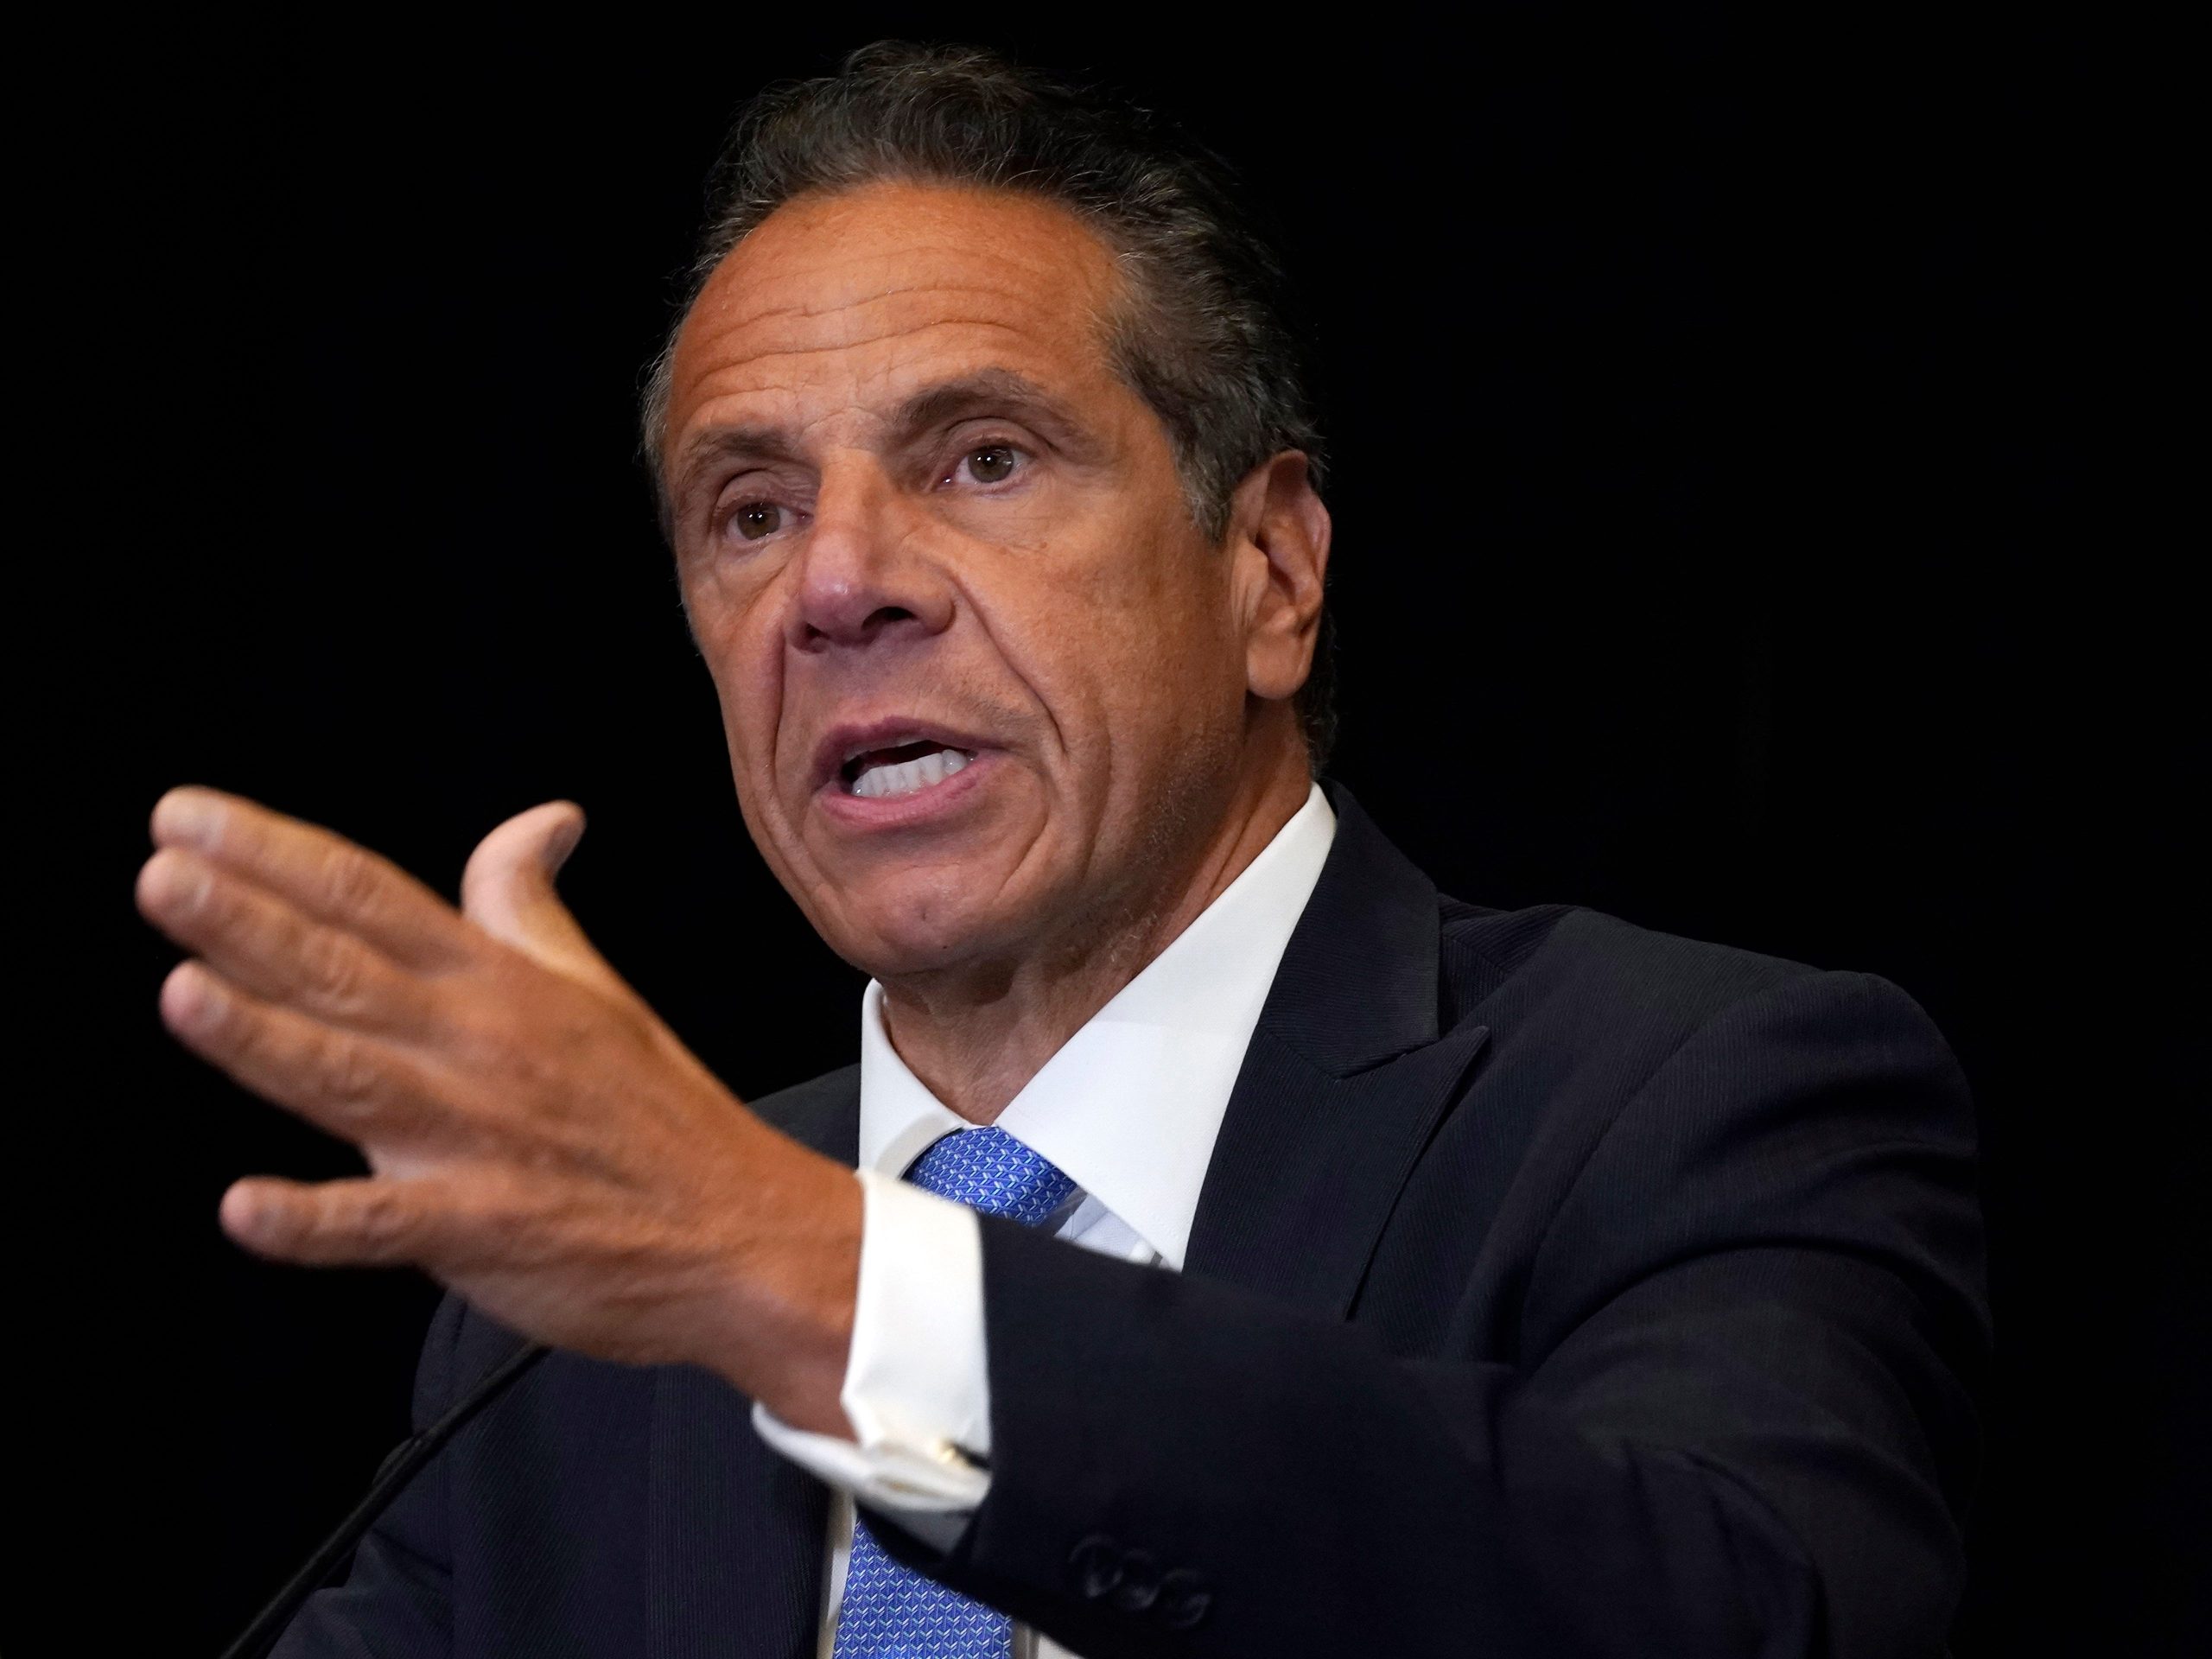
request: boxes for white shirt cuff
[752,1167,994,1517]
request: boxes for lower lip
[814,751,995,830]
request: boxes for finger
[220,1174,465,1267]
[149,786,471,970]
[461,801,632,998]
[137,848,441,1037]
[161,961,449,1147]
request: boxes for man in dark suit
[140,44,1987,1658]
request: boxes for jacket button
[1109,1549,1163,1613]
[1068,1534,1123,1600]
[1155,1568,1213,1630]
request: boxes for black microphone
[218,1340,550,1659]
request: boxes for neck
[877,734,1313,1123]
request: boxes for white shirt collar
[856,782,1337,1269]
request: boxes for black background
[22,10,2198,1656]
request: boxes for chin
[823,872,1030,981]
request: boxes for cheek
[1100,539,1238,681]
[685,575,785,772]
[1022,542,1240,760]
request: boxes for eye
[950,443,1024,486]
[730,501,782,541]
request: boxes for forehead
[664,181,1129,453]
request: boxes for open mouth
[838,739,977,800]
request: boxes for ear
[1228,451,1332,707]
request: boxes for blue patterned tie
[830,1128,1077,1659]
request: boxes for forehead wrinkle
[692,314,1045,374]
[709,245,1086,323]
[683,276,1097,364]
[687,210,1120,364]
[671,319,1057,446]
[670,309,1121,457]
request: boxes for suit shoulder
[1434,899,1964,1152]
[1439,896,1854,1048]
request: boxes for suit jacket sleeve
[875,970,1988,1659]
[270,1294,463,1659]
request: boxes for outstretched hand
[136,786,860,1435]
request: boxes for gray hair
[639,41,1338,768]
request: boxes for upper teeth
[850,747,970,799]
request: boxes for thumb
[461,801,626,995]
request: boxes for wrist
[712,1145,862,1437]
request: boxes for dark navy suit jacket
[276,785,1989,1658]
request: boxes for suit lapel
[648,1069,861,1659]
[1186,786,1490,1318]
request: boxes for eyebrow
[667,424,810,509]
[888,368,1091,450]
[667,366,1101,512]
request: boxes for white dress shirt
[753,783,1338,1659]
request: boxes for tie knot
[903,1127,1075,1227]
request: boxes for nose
[785,469,956,653]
